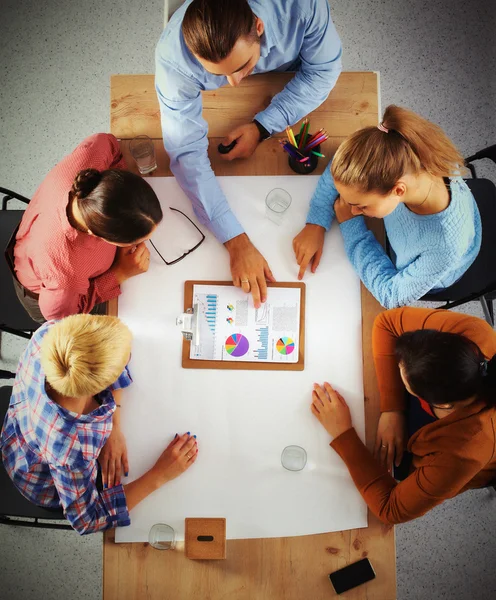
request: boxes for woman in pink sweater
[10,133,163,322]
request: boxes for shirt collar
[54,389,116,423]
[38,370,115,424]
[259,17,275,59]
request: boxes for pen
[297,119,306,148]
[287,127,298,148]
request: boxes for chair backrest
[418,178,496,303]
[164,0,185,28]
[0,385,71,529]
[0,193,40,333]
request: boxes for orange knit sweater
[331,308,496,524]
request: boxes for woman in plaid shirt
[0,314,198,534]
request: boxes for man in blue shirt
[155,0,342,306]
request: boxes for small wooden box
[184,518,226,560]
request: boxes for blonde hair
[331,105,465,194]
[40,315,133,398]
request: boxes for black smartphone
[328,558,376,595]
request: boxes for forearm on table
[330,428,402,522]
[254,65,341,134]
[340,219,451,310]
[306,166,338,229]
[123,468,162,512]
[91,269,121,303]
[168,149,244,243]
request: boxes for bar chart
[254,326,269,360]
[205,294,218,333]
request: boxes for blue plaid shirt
[0,322,132,535]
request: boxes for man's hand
[111,242,150,284]
[219,123,260,161]
[334,197,356,224]
[293,224,326,280]
[224,233,275,308]
[374,411,407,470]
[98,426,129,489]
[311,382,353,439]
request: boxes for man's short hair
[182,0,258,63]
[40,315,132,398]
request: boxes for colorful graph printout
[276,337,295,355]
[190,284,301,363]
[225,334,250,357]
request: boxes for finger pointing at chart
[224,233,276,308]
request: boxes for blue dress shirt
[155,0,342,242]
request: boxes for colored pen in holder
[281,121,328,175]
[288,134,321,174]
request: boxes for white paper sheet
[191,284,301,363]
[115,176,367,543]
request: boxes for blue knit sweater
[306,167,481,309]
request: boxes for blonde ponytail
[331,105,466,194]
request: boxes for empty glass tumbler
[265,188,292,225]
[129,135,157,175]
[281,445,307,471]
[149,523,176,550]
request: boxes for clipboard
[179,281,305,371]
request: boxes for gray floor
[1,1,495,599]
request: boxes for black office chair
[0,187,41,377]
[0,385,71,529]
[386,145,496,325]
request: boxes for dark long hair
[395,330,496,406]
[71,169,163,244]
[182,0,258,63]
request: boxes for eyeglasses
[149,207,205,266]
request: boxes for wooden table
[105,72,396,600]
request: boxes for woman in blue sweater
[293,105,481,309]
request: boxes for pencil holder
[288,133,320,175]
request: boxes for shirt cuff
[306,207,334,231]
[254,107,284,136]
[381,396,407,413]
[94,269,121,303]
[110,365,133,392]
[330,427,388,489]
[209,210,245,244]
[100,484,131,528]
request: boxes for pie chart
[225,333,250,357]
[276,337,295,355]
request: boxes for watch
[253,119,271,142]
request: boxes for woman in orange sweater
[311,307,496,524]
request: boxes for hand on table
[112,242,150,283]
[153,433,198,485]
[225,233,276,308]
[219,123,260,161]
[334,197,356,224]
[311,382,353,439]
[293,224,326,280]
[374,411,407,470]
[98,426,129,489]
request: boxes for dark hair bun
[72,169,102,199]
